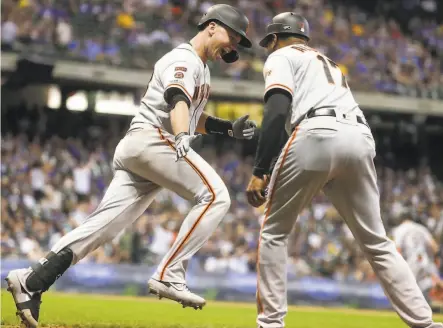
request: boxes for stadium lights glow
[47,85,61,109]
[94,91,138,116]
[66,91,88,111]
[46,86,88,111]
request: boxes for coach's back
[263,44,362,134]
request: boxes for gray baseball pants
[51,123,231,283]
[256,115,442,328]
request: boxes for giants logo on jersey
[193,84,210,102]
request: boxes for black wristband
[175,132,189,141]
[205,116,234,137]
[252,166,268,178]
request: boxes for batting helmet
[259,12,310,48]
[198,4,252,63]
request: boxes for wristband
[252,166,268,178]
[175,132,189,141]
[205,116,233,137]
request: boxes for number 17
[317,55,348,89]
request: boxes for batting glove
[175,132,201,161]
[232,114,257,140]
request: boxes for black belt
[293,108,369,131]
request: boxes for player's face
[207,23,241,61]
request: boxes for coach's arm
[252,89,292,178]
[246,89,292,208]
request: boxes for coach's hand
[175,132,201,161]
[232,115,257,140]
[246,175,269,208]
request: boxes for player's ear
[208,22,217,37]
[266,34,278,52]
[270,34,278,49]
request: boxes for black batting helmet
[198,4,252,63]
[259,12,310,48]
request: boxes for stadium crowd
[1,0,442,98]
[2,125,443,284]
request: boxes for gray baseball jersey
[262,44,362,135]
[393,221,437,292]
[256,44,440,328]
[392,221,434,263]
[49,43,231,285]
[132,43,211,135]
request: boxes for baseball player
[245,12,443,328]
[392,215,443,303]
[6,4,255,327]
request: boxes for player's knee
[213,183,231,214]
[361,237,395,257]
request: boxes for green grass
[1,290,442,328]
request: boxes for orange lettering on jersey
[203,83,210,100]
[199,85,204,101]
[291,45,307,52]
[200,85,206,101]
[175,67,187,72]
[193,84,210,102]
[291,45,317,53]
[193,86,200,101]
[174,72,184,79]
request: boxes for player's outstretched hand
[175,132,201,161]
[232,114,257,140]
[246,175,269,208]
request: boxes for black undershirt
[253,89,292,177]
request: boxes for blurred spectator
[1,16,17,50]
[56,17,73,50]
[1,0,442,98]
[117,10,135,30]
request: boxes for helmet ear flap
[260,34,277,48]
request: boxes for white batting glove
[232,114,257,140]
[175,132,201,161]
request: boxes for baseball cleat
[148,278,206,310]
[5,269,42,328]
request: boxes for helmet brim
[199,18,252,49]
[259,32,310,48]
[239,34,252,48]
[259,34,273,48]
[223,24,251,48]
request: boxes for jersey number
[291,46,349,89]
[316,55,348,89]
